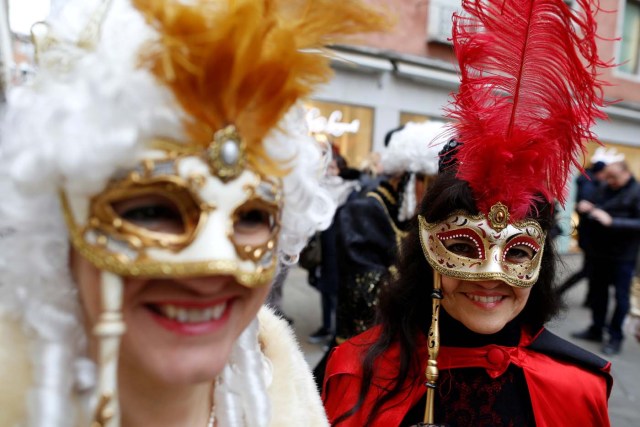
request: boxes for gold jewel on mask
[208,125,247,182]
[418,211,546,288]
[488,202,510,231]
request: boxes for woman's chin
[454,313,508,335]
[119,313,236,385]
[123,342,230,385]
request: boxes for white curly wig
[380,120,449,176]
[380,120,449,221]
[0,0,335,425]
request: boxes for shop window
[400,112,439,125]
[305,100,373,170]
[619,0,640,75]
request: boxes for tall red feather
[446,0,609,221]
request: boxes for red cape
[323,327,611,427]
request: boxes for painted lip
[146,297,235,336]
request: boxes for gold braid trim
[367,192,408,250]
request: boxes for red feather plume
[446,0,609,221]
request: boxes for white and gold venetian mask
[62,126,282,288]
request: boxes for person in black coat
[555,161,606,303]
[572,160,640,354]
[311,121,446,386]
[307,154,361,344]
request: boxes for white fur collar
[0,308,328,426]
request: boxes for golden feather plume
[132,0,390,176]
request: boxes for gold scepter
[411,271,446,427]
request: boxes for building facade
[309,0,640,251]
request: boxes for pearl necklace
[206,402,215,427]
[207,380,216,427]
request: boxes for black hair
[334,153,348,172]
[591,161,606,174]
[333,170,562,425]
[384,124,406,147]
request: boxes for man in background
[573,160,640,355]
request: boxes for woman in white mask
[0,0,387,426]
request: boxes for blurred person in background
[307,152,361,344]
[358,151,384,192]
[334,121,446,343]
[311,121,445,385]
[554,157,608,304]
[573,160,640,355]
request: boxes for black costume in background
[335,180,408,341]
[313,181,408,386]
[306,175,361,339]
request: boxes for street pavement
[549,254,640,427]
[280,253,640,426]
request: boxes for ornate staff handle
[417,271,447,427]
[91,271,126,427]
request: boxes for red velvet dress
[323,323,611,427]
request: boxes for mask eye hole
[91,181,202,249]
[232,201,278,247]
[503,236,540,264]
[437,228,485,260]
[443,237,482,259]
[112,194,186,234]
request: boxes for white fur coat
[0,307,328,426]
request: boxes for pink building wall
[361,0,640,103]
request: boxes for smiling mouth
[148,301,228,323]
[465,294,504,304]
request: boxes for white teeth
[157,302,228,323]
[211,304,225,320]
[166,305,177,318]
[467,294,503,303]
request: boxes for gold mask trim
[418,211,546,288]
